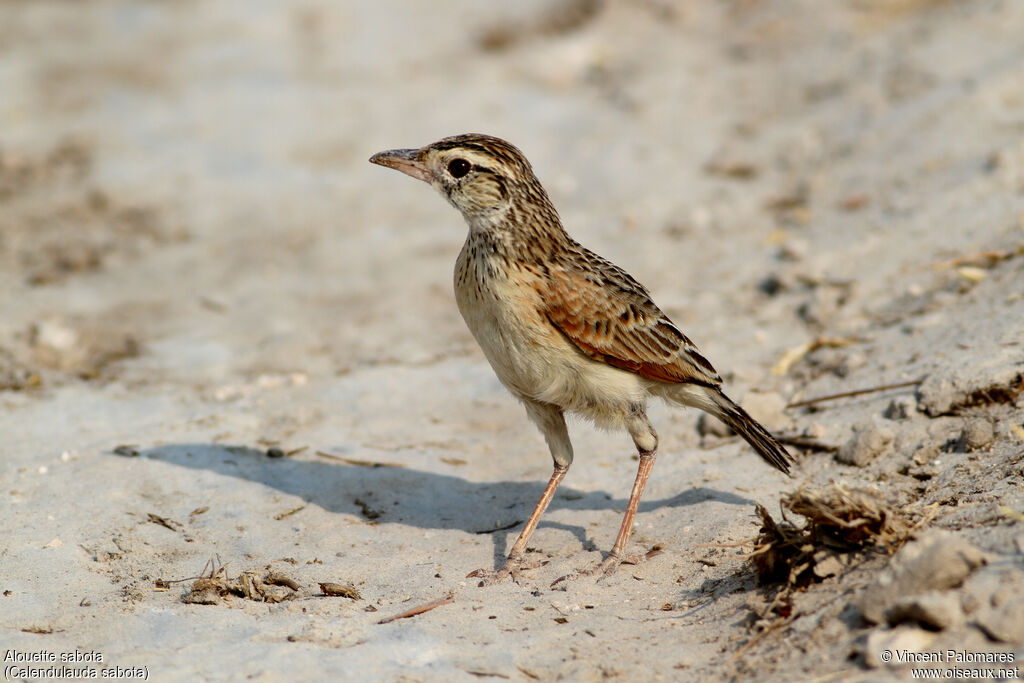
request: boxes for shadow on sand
[131,443,755,570]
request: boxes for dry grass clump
[179,560,301,605]
[750,484,922,588]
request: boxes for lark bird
[370,134,793,585]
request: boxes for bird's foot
[467,555,544,587]
[550,546,663,588]
[586,552,645,577]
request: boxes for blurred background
[2,0,1022,400]
[3,1,1024,679]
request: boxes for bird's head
[370,134,558,232]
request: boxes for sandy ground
[2,1,1024,680]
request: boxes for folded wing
[541,252,722,387]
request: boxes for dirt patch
[0,139,187,286]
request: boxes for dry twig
[316,451,406,468]
[377,593,455,624]
[787,379,923,409]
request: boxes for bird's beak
[369,148,431,183]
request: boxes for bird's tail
[706,388,793,475]
[656,382,794,474]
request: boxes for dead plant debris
[749,484,926,593]
[932,246,1023,271]
[954,373,1024,411]
[353,498,383,521]
[146,512,182,531]
[21,626,56,634]
[181,560,302,605]
[319,582,361,599]
[377,592,454,625]
[772,336,861,376]
[787,378,923,409]
[273,505,306,521]
[316,450,405,468]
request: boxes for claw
[586,553,641,578]
[584,546,664,581]
[466,565,517,587]
[467,556,544,587]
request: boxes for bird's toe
[468,555,544,587]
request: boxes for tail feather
[653,382,795,474]
[708,389,794,475]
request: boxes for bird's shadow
[131,443,754,570]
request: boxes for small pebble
[884,395,918,420]
[696,413,732,438]
[961,418,994,451]
[837,419,894,467]
[804,423,826,439]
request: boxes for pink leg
[468,464,569,586]
[588,449,657,576]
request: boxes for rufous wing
[541,263,722,387]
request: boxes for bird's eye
[447,158,471,178]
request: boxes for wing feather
[541,254,722,387]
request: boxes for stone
[837,418,895,467]
[856,530,986,624]
[975,596,1024,643]
[960,418,995,451]
[961,567,1024,643]
[893,422,928,456]
[918,349,1024,416]
[886,591,964,630]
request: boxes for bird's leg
[587,449,657,576]
[469,401,573,586]
[469,464,569,586]
[587,408,659,577]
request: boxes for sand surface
[2,1,1023,680]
